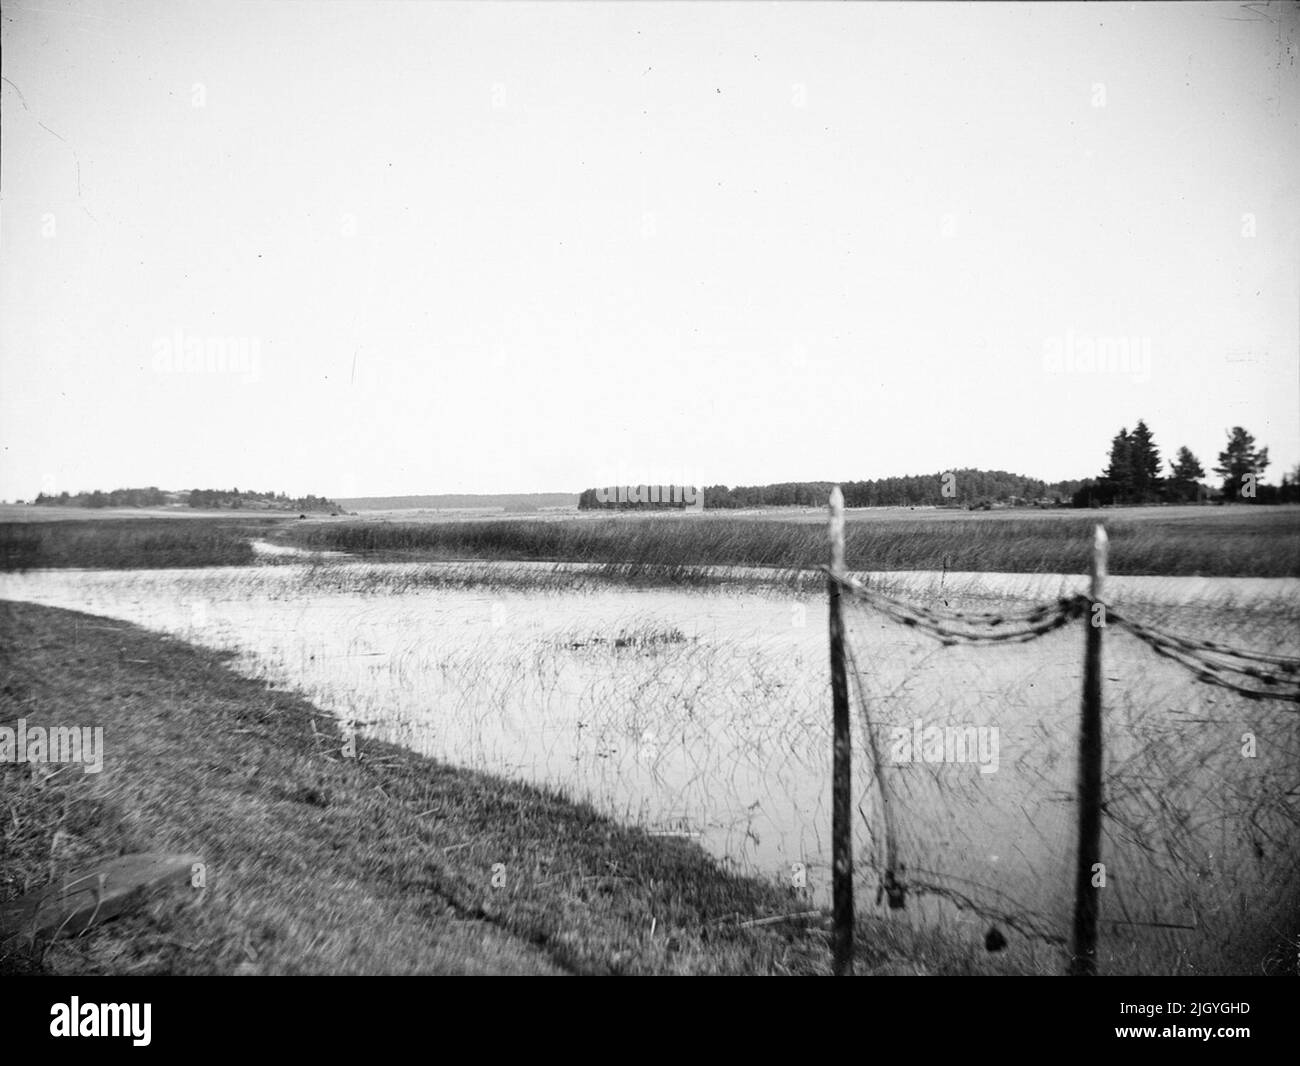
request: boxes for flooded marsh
[2,560,1296,973]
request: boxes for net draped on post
[823,565,1300,973]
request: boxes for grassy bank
[281,506,1300,577]
[0,601,1019,975]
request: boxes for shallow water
[3,562,1295,970]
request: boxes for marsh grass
[283,508,1300,578]
[4,506,1296,578]
[0,519,283,571]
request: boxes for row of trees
[703,471,1084,509]
[33,487,170,509]
[1072,422,1293,506]
[29,486,342,512]
[187,488,342,512]
[579,471,1086,510]
[580,425,1297,513]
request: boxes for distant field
[2,504,1297,577]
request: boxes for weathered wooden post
[827,486,854,975]
[1070,523,1107,975]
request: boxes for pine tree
[1214,427,1270,501]
[1104,427,1134,501]
[1127,420,1161,500]
[1169,446,1205,482]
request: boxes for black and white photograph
[1,0,1297,1018]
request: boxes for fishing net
[830,569,1300,974]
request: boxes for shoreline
[0,600,1011,976]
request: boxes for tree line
[1072,421,1295,506]
[30,487,343,512]
[579,423,1299,511]
[579,471,1086,511]
[186,488,342,512]
[32,487,170,509]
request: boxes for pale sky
[2,0,1297,500]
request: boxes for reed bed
[3,506,1297,578]
[0,519,281,571]
[282,508,1300,578]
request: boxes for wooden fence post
[827,486,854,975]
[1070,523,1107,975]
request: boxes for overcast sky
[2,0,1297,500]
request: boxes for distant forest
[32,487,172,509]
[186,488,343,512]
[19,420,1297,515]
[580,421,1299,511]
[30,487,343,512]
[580,471,1084,511]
